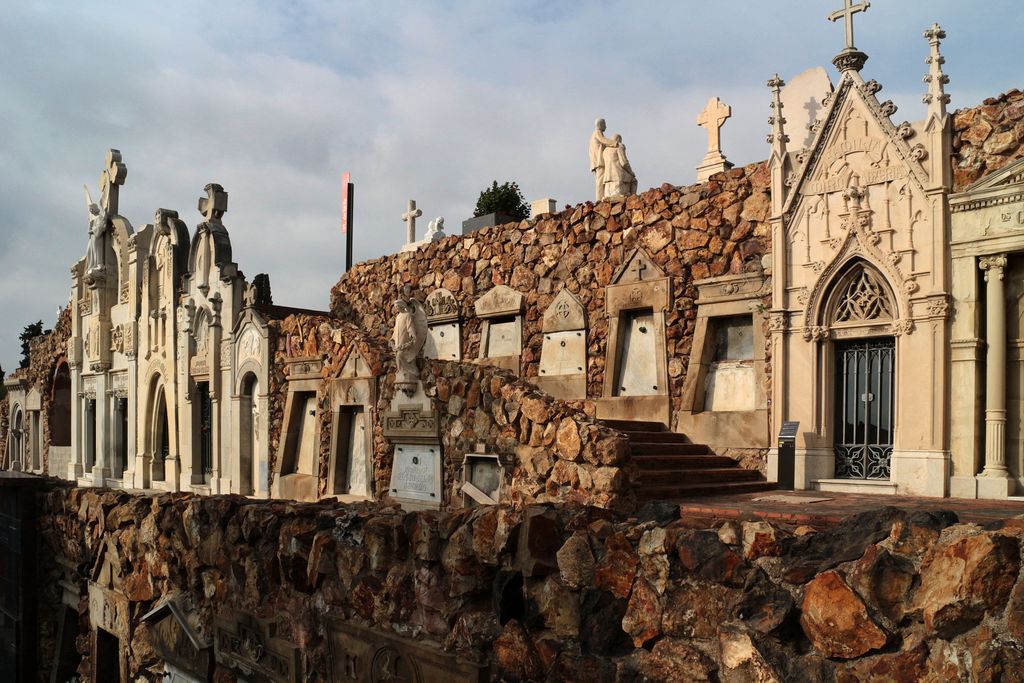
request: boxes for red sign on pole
[341,172,351,235]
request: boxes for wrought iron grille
[198,383,213,476]
[834,339,895,480]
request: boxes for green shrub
[474,181,530,220]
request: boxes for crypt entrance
[833,338,895,481]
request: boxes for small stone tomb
[384,405,442,509]
[273,356,323,502]
[474,285,523,374]
[536,288,587,400]
[461,452,502,506]
[214,612,300,683]
[599,248,671,425]
[328,346,377,499]
[88,540,130,682]
[140,593,212,682]
[328,619,485,683]
[423,288,461,361]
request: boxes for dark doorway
[94,628,120,681]
[196,382,213,483]
[50,366,72,448]
[834,338,895,480]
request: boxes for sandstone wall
[36,486,1024,682]
[331,164,773,453]
[953,88,1024,190]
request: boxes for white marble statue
[391,299,428,387]
[425,217,446,242]
[83,185,109,281]
[602,135,637,198]
[589,118,619,201]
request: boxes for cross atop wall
[99,149,127,216]
[401,200,422,245]
[198,183,228,223]
[828,0,870,50]
[695,97,734,182]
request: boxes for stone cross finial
[401,200,422,245]
[696,97,734,182]
[923,23,950,119]
[99,149,127,216]
[828,0,870,50]
[198,183,228,222]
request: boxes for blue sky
[0,1,1021,368]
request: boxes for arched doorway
[151,384,170,483]
[11,408,24,471]
[239,373,258,496]
[823,262,897,481]
[51,363,72,447]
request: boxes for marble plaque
[615,311,659,396]
[705,362,756,412]
[390,444,441,502]
[486,319,519,357]
[328,619,485,683]
[539,330,586,376]
[425,322,460,360]
[215,613,300,683]
[88,583,130,640]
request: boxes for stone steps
[599,418,774,500]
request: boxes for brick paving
[669,490,1024,529]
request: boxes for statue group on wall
[589,118,637,201]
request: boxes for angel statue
[84,185,109,283]
[391,298,428,393]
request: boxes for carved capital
[802,326,829,342]
[980,254,1008,281]
[890,319,916,336]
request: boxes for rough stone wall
[331,163,772,438]
[423,359,632,511]
[953,88,1024,190]
[265,313,632,510]
[36,486,1024,682]
[24,307,72,474]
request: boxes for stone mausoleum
[1,6,1024,682]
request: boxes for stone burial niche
[139,593,213,683]
[423,287,462,361]
[535,287,588,400]
[474,285,524,374]
[87,540,131,682]
[272,356,325,502]
[327,345,379,500]
[678,271,771,451]
[600,247,672,425]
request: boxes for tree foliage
[19,320,43,369]
[474,180,530,220]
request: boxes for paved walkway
[672,490,1024,528]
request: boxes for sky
[0,0,1021,369]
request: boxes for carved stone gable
[424,288,460,322]
[141,594,213,679]
[612,248,665,285]
[474,285,523,317]
[542,288,586,333]
[339,346,373,380]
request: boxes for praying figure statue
[603,134,637,198]
[589,119,636,200]
[425,216,446,242]
[391,299,428,388]
[83,185,109,282]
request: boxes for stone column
[979,255,1012,494]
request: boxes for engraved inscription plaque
[389,445,440,502]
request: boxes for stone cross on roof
[401,200,422,245]
[99,149,127,216]
[696,97,734,182]
[828,0,870,51]
[198,183,228,223]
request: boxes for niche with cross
[536,288,588,399]
[327,346,379,500]
[599,248,671,425]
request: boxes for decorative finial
[828,0,870,72]
[922,23,950,119]
[767,75,789,152]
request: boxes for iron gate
[834,338,895,480]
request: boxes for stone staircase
[601,419,775,501]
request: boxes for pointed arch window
[832,265,894,324]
